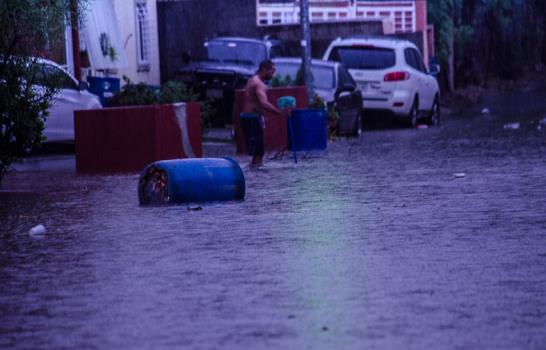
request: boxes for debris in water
[417,124,428,129]
[503,123,520,130]
[29,224,46,236]
[187,206,203,211]
[322,326,329,332]
[538,118,546,130]
[481,108,490,114]
[453,173,466,178]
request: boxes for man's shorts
[240,113,265,157]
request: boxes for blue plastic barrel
[289,109,328,151]
[138,158,245,205]
[87,76,120,106]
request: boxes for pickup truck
[176,37,286,127]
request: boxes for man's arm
[256,82,289,117]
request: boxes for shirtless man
[241,60,289,167]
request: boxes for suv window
[405,48,427,73]
[206,40,267,66]
[329,46,396,70]
[412,49,427,73]
[34,64,78,90]
[404,48,418,70]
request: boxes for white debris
[503,123,520,130]
[453,173,466,178]
[29,224,46,236]
[481,108,490,114]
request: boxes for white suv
[323,36,440,127]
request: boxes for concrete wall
[113,0,160,85]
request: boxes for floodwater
[1,80,546,349]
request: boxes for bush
[271,74,293,87]
[0,0,89,187]
[309,94,340,138]
[108,78,215,130]
[108,76,158,107]
[159,80,198,104]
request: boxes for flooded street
[1,80,546,349]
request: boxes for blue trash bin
[138,158,245,205]
[289,109,328,151]
[87,76,120,106]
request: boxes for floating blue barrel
[87,76,120,106]
[289,109,328,151]
[138,158,245,205]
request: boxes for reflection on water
[1,98,546,349]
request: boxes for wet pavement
[1,79,546,349]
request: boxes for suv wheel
[407,98,418,128]
[427,97,440,126]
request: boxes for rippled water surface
[1,83,546,349]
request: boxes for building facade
[257,0,427,35]
[66,0,160,85]
[257,0,433,65]
[111,0,161,85]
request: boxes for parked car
[323,36,440,127]
[33,58,102,142]
[176,36,286,127]
[272,58,363,135]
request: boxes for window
[274,63,335,90]
[405,48,426,73]
[135,0,150,72]
[206,40,267,66]
[412,49,427,73]
[329,46,396,70]
[34,64,78,90]
[404,48,418,70]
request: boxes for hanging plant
[99,33,117,62]
[108,47,117,62]
[99,33,110,56]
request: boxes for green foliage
[308,94,340,137]
[0,0,88,187]
[295,66,306,86]
[309,94,326,109]
[271,74,293,87]
[109,78,215,130]
[159,80,198,104]
[199,100,216,130]
[108,76,157,107]
[428,0,546,88]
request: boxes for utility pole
[299,0,314,102]
[70,0,82,81]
